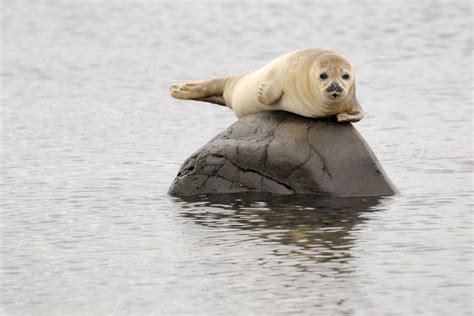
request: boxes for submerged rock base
[168,111,397,197]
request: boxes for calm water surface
[1,0,472,315]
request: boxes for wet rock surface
[168,111,397,197]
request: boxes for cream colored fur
[169,48,364,123]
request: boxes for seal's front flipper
[338,83,364,123]
[256,80,284,105]
[336,111,364,123]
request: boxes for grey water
[1,0,472,315]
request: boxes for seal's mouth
[323,90,346,102]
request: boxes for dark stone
[168,111,397,197]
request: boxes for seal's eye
[342,73,350,80]
[319,73,328,80]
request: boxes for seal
[169,48,364,122]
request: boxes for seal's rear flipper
[196,96,226,106]
[169,77,228,103]
[169,81,208,100]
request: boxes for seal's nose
[326,81,343,93]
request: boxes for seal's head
[314,53,355,103]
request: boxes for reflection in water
[176,193,382,273]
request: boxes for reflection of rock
[176,193,383,266]
[168,111,397,197]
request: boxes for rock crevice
[212,153,295,193]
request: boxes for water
[1,0,472,315]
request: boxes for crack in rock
[212,153,294,193]
[262,115,285,170]
[287,123,314,178]
[306,124,334,179]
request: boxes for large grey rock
[168,111,397,197]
